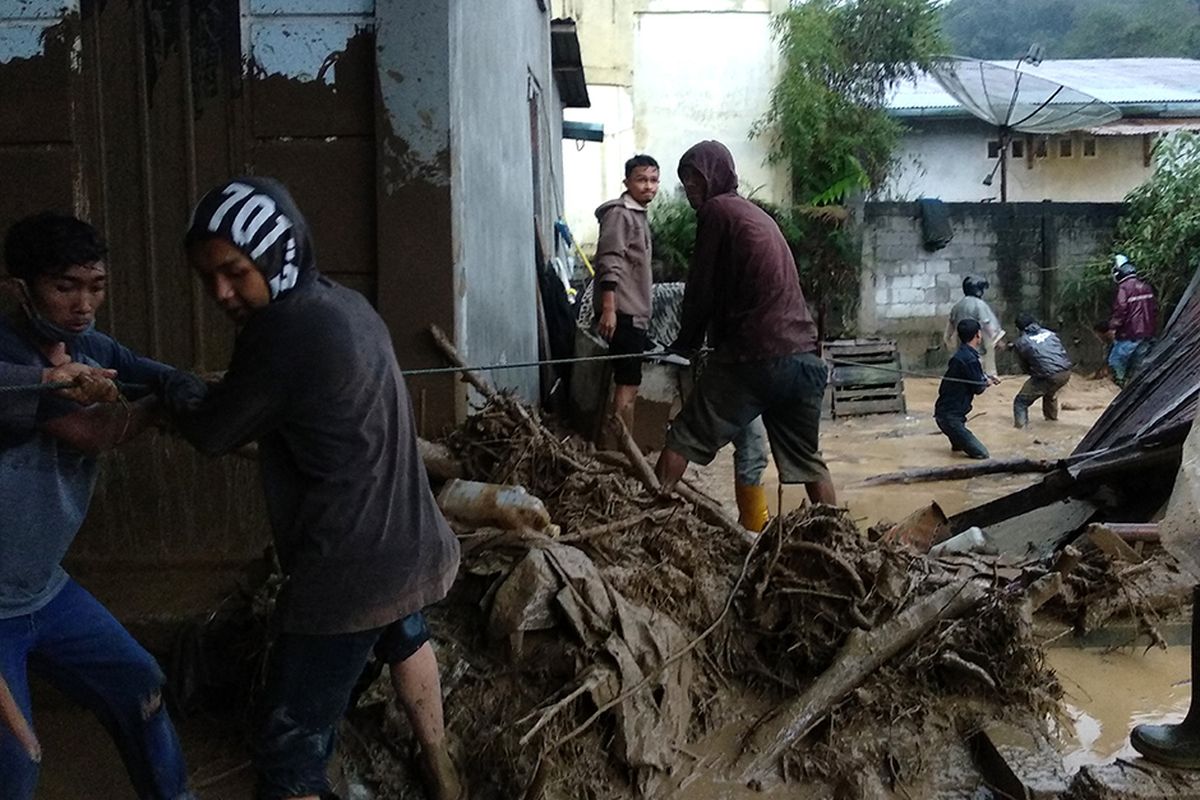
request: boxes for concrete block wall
[859,201,1123,371]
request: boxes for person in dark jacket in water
[934,318,999,460]
[1010,312,1073,429]
[161,178,464,800]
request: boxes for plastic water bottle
[436,479,552,531]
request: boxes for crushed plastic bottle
[436,478,552,531]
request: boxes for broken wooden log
[851,457,1060,488]
[1093,522,1160,544]
[735,578,986,785]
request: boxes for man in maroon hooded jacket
[654,140,837,508]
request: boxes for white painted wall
[561,86,636,250]
[557,0,788,250]
[633,9,786,209]
[883,119,1155,202]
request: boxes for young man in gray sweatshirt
[594,154,660,431]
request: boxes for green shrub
[648,193,697,282]
[1059,132,1200,325]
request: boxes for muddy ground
[40,374,1192,800]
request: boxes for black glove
[155,370,210,416]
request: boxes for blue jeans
[1108,339,1139,385]
[935,415,989,459]
[0,579,192,800]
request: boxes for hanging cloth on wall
[917,197,954,252]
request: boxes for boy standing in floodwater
[934,318,999,460]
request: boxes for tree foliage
[757,0,945,203]
[942,0,1200,60]
[1059,132,1200,324]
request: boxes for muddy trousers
[935,415,989,459]
[1013,370,1071,427]
[0,579,192,800]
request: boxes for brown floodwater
[694,375,1120,526]
[1049,646,1192,773]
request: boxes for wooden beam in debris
[736,578,986,785]
[852,457,1061,488]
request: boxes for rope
[0,352,990,394]
[0,380,149,396]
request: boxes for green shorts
[666,352,831,485]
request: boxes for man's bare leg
[390,642,462,800]
[612,384,639,427]
[805,478,837,506]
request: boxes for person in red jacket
[1106,254,1158,386]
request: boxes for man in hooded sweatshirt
[160,178,463,800]
[593,153,659,430]
[654,140,837,508]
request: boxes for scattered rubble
[336,395,1086,798]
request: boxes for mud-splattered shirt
[0,316,171,618]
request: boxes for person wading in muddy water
[0,213,194,800]
[654,140,837,508]
[934,318,1000,460]
[593,153,660,437]
[1009,312,1073,429]
[159,178,464,800]
[945,275,1003,379]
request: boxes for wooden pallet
[822,339,907,418]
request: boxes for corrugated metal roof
[890,58,1200,113]
[1089,118,1200,136]
[551,18,590,109]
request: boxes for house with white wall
[553,0,790,249]
[884,59,1200,202]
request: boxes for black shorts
[609,313,650,386]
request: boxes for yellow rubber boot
[735,483,770,533]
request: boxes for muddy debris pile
[333,396,1079,799]
[1039,524,1192,645]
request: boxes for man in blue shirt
[934,318,998,460]
[0,212,192,799]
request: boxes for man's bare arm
[40,395,159,456]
